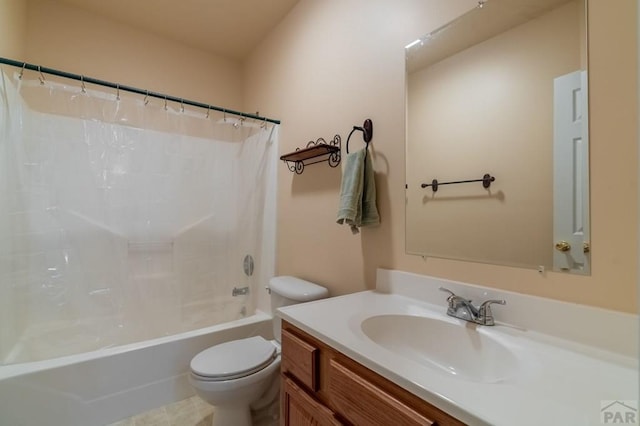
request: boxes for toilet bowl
[189,337,281,425]
[189,276,329,426]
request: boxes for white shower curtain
[0,68,277,364]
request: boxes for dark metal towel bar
[421,174,495,192]
[345,118,373,154]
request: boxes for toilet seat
[190,336,277,381]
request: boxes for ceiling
[57,0,300,61]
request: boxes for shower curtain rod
[0,56,281,125]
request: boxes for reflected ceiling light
[405,39,422,49]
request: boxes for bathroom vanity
[277,269,638,426]
[281,320,463,425]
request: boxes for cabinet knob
[555,241,571,252]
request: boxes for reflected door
[553,70,590,273]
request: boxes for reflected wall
[406,0,585,270]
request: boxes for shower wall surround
[0,70,278,364]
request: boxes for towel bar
[421,174,495,192]
[345,119,373,154]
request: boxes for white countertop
[277,270,638,426]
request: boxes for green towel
[336,149,380,234]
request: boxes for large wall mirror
[405,0,589,274]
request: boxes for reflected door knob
[555,241,571,252]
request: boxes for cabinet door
[282,376,343,426]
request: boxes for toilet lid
[190,336,276,380]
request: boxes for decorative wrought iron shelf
[280,135,341,174]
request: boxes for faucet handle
[439,287,463,305]
[438,287,456,298]
[439,287,474,315]
[480,299,506,308]
[439,287,473,303]
[478,299,506,325]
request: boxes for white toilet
[189,276,329,426]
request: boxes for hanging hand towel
[360,149,380,228]
[336,149,380,234]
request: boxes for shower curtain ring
[164,96,168,110]
[80,75,86,93]
[19,62,26,80]
[180,99,184,113]
[144,90,149,105]
[116,84,120,101]
[37,66,46,85]
[234,113,244,128]
[206,105,210,119]
[223,109,227,122]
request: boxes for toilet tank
[269,276,329,342]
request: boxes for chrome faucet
[439,287,506,326]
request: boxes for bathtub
[0,312,273,426]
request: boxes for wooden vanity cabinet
[280,321,466,426]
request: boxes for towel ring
[346,119,373,154]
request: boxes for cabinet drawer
[281,328,320,391]
[283,376,344,426]
[329,359,435,426]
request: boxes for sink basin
[361,314,519,383]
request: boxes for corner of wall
[0,0,28,60]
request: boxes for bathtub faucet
[232,286,250,296]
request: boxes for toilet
[189,276,329,426]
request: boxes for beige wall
[0,0,27,60]
[1,0,636,314]
[406,1,581,269]
[22,0,243,109]
[0,0,26,358]
[244,0,638,314]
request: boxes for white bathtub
[0,312,273,426]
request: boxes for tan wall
[2,0,636,314]
[244,0,638,313]
[22,0,243,109]
[0,0,27,60]
[0,0,26,358]
[406,1,581,269]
